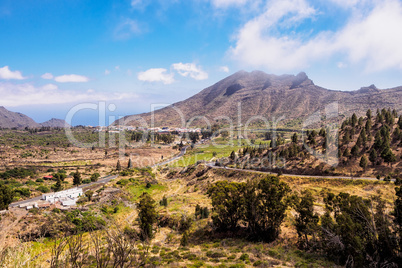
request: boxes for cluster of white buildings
[95,126,202,134]
[19,187,84,210]
[41,187,83,206]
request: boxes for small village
[95,125,202,134]
[16,187,83,210]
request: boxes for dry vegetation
[0,123,400,267]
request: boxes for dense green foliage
[0,168,35,179]
[207,176,290,242]
[138,192,158,241]
[292,191,402,267]
[73,170,82,186]
[0,184,14,210]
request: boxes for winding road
[206,162,383,181]
[152,146,188,167]
[9,175,119,208]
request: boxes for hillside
[225,108,402,179]
[40,118,70,128]
[114,71,402,128]
[0,107,68,129]
[0,106,40,129]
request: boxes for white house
[42,187,83,205]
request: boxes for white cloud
[115,66,120,70]
[172,63,208,80]
[114,19,142,40]
[104,69,111,75]
[219,66,230,73]
[333,0,402,72]
[329,0,370,8]
[131,0,149,10]
[229,0,402,73]
[41,72,54,80]
[0,66,26,80]
[211,0,249,8]
[42,84,58,91]
[138,68,175,84]
[54,74,90,83]
[0,82,136,107]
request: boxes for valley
[1,72,402,267]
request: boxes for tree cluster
[207,176,290,242]
[292,190,402,267]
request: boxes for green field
[169,137,273,167]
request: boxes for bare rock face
[0,106,40,129]
[114,70,402,127]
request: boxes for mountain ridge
[0,106,69,129]
[114,70,402,128]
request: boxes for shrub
[116,179,129,186]
[239,253,249,261]
[36,185,50,193]
[90,173,100,182]
[14,187,31,197]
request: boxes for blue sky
[1,0,402,125]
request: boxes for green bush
[14,187,31,197]
[116,179,129,186]
[36,185,50,193]
[90,173,100,182]
[0,168,36,179]
[239,253,249,261]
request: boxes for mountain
[40,118,70,128]
[0,106,40,129]
[0,106,69,129]
[114,70,402,128]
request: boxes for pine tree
[138,192,157,241]
[351,144,359,157]
[365,118,372,133]
[116,160,122,171]
[52,178,63,192]
[369,148,378,165]
[351,113,358,127]
[374,131,382,150]
[292,133,298,143]
[359,155,368,170]
[394,127,401,139]
[398,115,402,129]
[358,117,364,126]
[366,109,372,119]
[319,128,326,137]
[203,207,209,218]
[229,150,236,161]
[360,128,367,144]
[128,158,133,169]
[293,190,319,249]
[180,231,189,247]
[382,147,397,166]
[73,170,82,186]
